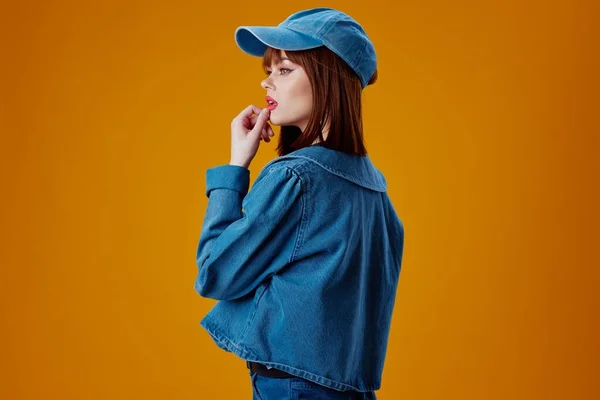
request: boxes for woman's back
[196,145,405,392]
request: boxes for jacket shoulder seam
[259,164,307,264]
[283,166,306,264]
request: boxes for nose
[261,77,273,90]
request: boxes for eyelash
[265,68,292,76]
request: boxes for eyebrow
[265,58,292,70]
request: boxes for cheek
[289,83,312,113]
[298,97,312,116]
[273,79,312,120]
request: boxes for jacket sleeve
[194,163,305,301]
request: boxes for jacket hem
[199,316,379,392]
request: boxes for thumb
[250,108,270,138]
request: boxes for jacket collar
[262,145,387,192]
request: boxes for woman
[195,7,404,400]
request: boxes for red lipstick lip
[266,96,278,110]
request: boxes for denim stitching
[314,13,343,36]
[251,372,264,400]
[262,155,386,192]
[239,280,271,342]
[286,166,306,263]
[204,318,377,390]
[275,155,386,192]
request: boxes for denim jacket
[194,144,404,392]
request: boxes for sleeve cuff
[205,164,250,198]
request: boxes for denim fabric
[235,7,377,88]
[195,144,404,393]
[248,361,377,399]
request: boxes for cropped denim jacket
[194,144,404,392]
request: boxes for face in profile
[261,50,313,132]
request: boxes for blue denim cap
[234,7,377,88]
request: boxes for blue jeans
[248,363,377,399]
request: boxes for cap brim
[234,26,324,56]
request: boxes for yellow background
[1,0,597,399]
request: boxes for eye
[264,68,293,76]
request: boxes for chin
[268,113,285,126]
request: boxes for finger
[257,126,269,142]
[233,104,263,126]
[262,127,271,142]
[263,123,274,141]
[250,108,270,139]
[249,114,271,142]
